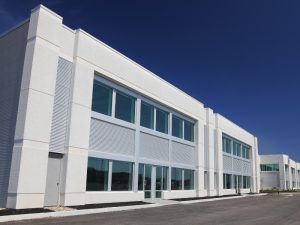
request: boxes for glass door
[156,166,162,198]
[144,165,152,198]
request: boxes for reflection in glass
[138,164,144,191]
[111,161,133,191]
[171,168,182,190]
[156,109,168,134]
[184,120,194,142]
[140,102,154,129]
[172,116,183,138]
[86,157,109,191]
[184,170,194,190]
[92,82,112,116]
[115,91,135,123]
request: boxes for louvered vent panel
[171,141,195,166]
[223,155,232,171]
[49,57,73,153]
[139,132,169,162]
[233,158,243,173]
[242,161,252,175]
[89,119,135,156]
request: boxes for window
[138,164,145,191]
[242,145,250,159]
[140,102,154,129]
[233,141,241,157]
[243,176,250,189]
[171,168,183,190]
[223,173,232,189]
[115,91,135,123]
[156,109,168,134]
[184,120,194,142]
[260,164,279,172]
[162,167,168,190]
[222,137,232,154]
[92,82,112,116]
[172,116,183,138]
[111,161,133,191]
[86,158,109,191]
[184,170,194,190]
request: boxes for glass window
[171,168,183,190]
[184,170,194,190]
[138,164,144,191]
[172,116,183,138]
[115,91,135,123]
[233,141,241,157]
[162,167,168,190]
[86,157,109,191]
[222,136,232,154]
[140,102,154,129]
[243,176,251,189]
[184,120,194,142]
[156,109,169,134]
[92,82,112,116]
[223,173,232,189]
[260,164,279,172]
[111,161,133,191]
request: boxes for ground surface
[3,193,300,225]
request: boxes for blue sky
[1,0,299,161]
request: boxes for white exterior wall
[1,5,261,208]
[260,154,300,190]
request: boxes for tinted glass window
[92,82,112,116]
[171,168,182,190]
[184,120,194,142]
[184,170,194,190]
[172,116,183,138]
[162,167,168,190]
[233,141,241,157]
[222,137,232,154]
[86,157,109,191]
[138,164,144,191]
[140,102,154,129]
[115,92,135,123]
[156,109,168,134]
[111,161,133,191]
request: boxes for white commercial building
[0,5,260,209]
[260,154,300,190]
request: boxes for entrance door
[44,153,63,206]
[155,166,162,198]
[144,165,152,198]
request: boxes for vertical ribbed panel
[223,155,232,171]
[242,161,251,175]
[0,22,29,207]
[233,158,243,173]
[49,57,73,153]
[171,141,195,166]
[89,119,135,156]
[223,154,251,175]
[139,132,169,162]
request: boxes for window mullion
[108,160,113,191]
[153,108,157,130]
[112,89,116,118]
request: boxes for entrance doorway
[141,164,168,199]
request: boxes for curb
[0,203,161,223]
[180,195,246,204]
[0,194,265,223]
